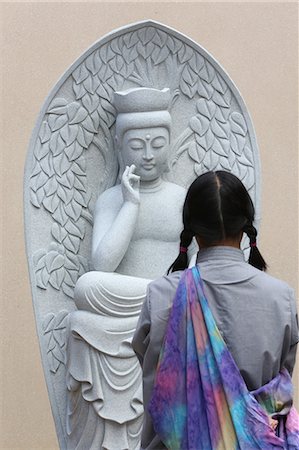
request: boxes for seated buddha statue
[66,87,191,450]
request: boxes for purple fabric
[148,266,299,449]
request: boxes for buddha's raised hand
[121,164,140,205]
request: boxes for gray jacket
[132,246,298,450]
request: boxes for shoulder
[147,270,183,310]
[161,181,186,197]
[247,267,297,320]
[94,184,122,210]
[252,267,294,296]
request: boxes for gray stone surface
[24,20,261,449]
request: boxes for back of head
[170,171,267,272]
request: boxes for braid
[168,229,193,273]
[243,223,267,271]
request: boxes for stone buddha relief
[24,21,261,449]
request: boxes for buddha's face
[119,127,170,181]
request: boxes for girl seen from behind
[132,171,299,450]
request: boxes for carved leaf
[59,171,75,189]
[73,175,86,192]
[45,251,64,273]
[220,156,231,171]
[65,252,80,271]
[40,121,51,143]
[244,146,254,164]
[152,45,170,65]
[64,234,80,254]
[51,223,67,243]
[43,193,60,214]
[123,31,138,49]
[69,106,88,125]
[212,137,230,157]
[196,128,215,150]
[237,152,253,167]
[230,112,247,136]
[54,311,69,331]
[85,51,102,76]
[211,118,230,139]
[197,81,212,100]
[231,133,246,156]
[60,124,78,146]
[189,53,204,73]
[180,65,199,99]
[52,202,68,226]
[51,114,68,132]
[177,44,193,64]
[152,29,168,48]
[196,98,216,120]
[53,152,71,177]
[42,310,69,373]
[35,267,49,289]
[81,115,98,134]
[64,219,85,239]
[62,282,75,298]
[74,157,87,177]
[203,148,219,170]
[40,155,53,178]
[48,98,68,111]
[166,35,176,53]
[82,93,100,115]
[49,267,65,290]
[72,63,89,84]
[215,105,230,123]
[64,270,77,288]
[189,116,209,137]
[43,314,55,333]
[82,75,94,95]
[54,329,67,348]
[212,72,227,95]
[34,170,48,190]
[49,132,64,156]
[212,90,230,108]
[33,249,47,268]
[73,81,86,100]
[64,141,83,161]
[64,200,82,222]
[199,60,215,83]
[188,141,206,165]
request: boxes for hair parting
[169,171,267,273]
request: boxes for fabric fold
[149,267,299,450]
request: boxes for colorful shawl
[148,266,299,450]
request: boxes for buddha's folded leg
[74,271,152,316]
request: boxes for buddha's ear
[115,135,125,179]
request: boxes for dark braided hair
[169,171,267,273]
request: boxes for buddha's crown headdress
[113,87,172,141]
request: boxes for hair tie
[180,246,188,253]
[250,242,257,248]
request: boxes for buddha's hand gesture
[121,165,140,205]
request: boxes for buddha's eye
[128,139,144,150]
[152,137,167,149]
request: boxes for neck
[196,235,242,249]
[139,177,163,192]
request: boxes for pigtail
[243,224,267,271]
[168,229,194,273]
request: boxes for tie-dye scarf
[149,266,299,449]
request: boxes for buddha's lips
[142,163,155,170]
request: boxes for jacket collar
[195,246,258,284]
